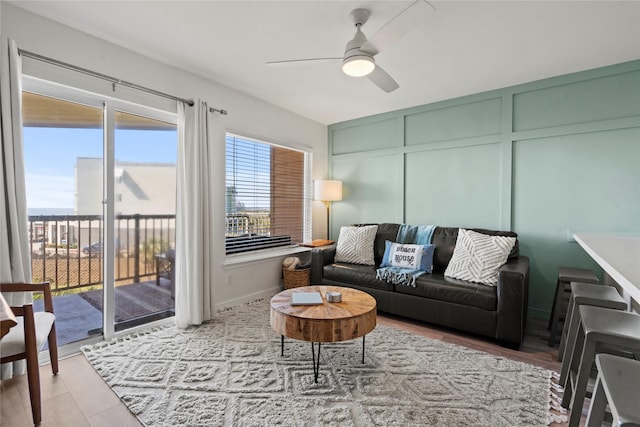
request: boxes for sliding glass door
[23,91,106,344]
[22,78,177,345]
[112,110,177,331]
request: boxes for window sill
[223,245,310,269]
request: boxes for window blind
[225,133,309,254]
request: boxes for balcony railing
[225,212,270,236]
[29,214,175,292]
[28,212,287,291]
[224,212,293,254]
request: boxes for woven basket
[282,267,310,289]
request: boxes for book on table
[290,291,323,306]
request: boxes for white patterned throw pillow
[334,225,378,265]
[444,228,516,286]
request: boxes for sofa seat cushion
[395,273,497,311]
[323,263,395,292]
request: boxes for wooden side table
[299,239,335,248]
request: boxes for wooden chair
[0,282,59,426]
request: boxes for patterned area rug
[82,300,557,426]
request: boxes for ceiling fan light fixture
[342,55,375,77]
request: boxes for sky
[225,135,271,211]
[23,126,177,209]
[24,127,271,212]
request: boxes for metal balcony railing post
[53,219,59,289]
[41,220,46,287]
[134,214,140,284]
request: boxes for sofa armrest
[310,244,337,284]
[495,255,529,348]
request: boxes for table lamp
[314,180,342,239]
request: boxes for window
[225,133,311,254]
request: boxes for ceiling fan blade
[367,66,399,93]
[360,0,435,56]
[266,58,342,67]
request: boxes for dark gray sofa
[310,223,529,348]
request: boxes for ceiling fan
[266,1,435,93]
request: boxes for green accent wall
[328,60,640,320]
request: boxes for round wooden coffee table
[270,285,376,382]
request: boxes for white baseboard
[214,286,282,312]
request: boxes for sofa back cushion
[350,223,400,266]
[374,223,400,265]
[351,223,518,272]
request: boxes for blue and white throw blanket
[376,224,435,287]
[396,224,435,245]
[376,266,424,287]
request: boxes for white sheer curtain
[0,38,32,378]
[174,100,217,327]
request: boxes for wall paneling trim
[328,60,640,320]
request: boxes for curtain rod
[19,48,196,107]
[209,107,228,115]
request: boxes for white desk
[574,234,640,309]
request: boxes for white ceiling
[10,1,640,125]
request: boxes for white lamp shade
[314,180,342,202]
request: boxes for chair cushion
[0,312,55,358]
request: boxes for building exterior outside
[75,157,176,216]
[31,158,176,258]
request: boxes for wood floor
[0,314,584,427]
